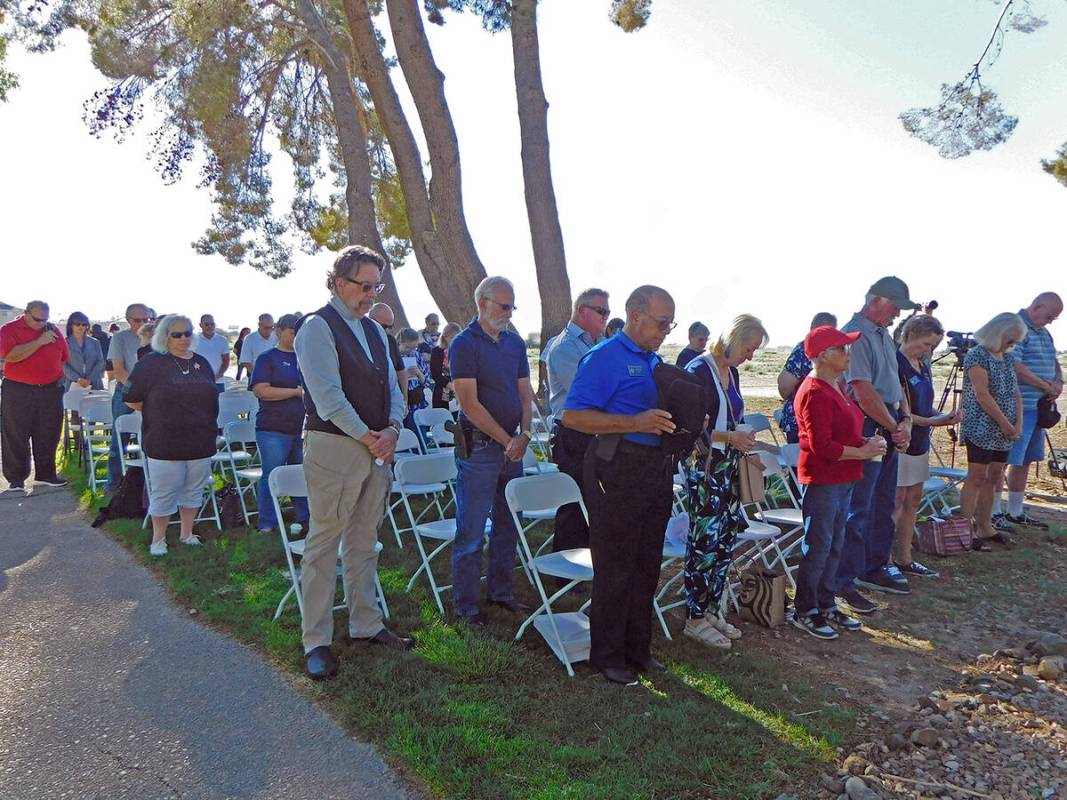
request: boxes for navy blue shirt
[449,320,530,434]
[564,332,662,446]
[896,349,935,456]
[251,347,306,435]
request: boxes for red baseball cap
[804,326,862,359]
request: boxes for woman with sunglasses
[682,313,768,649]
[62,311,105,391]
[124,314,219,557]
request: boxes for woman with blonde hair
[682,313,768,649]
[960,312,1026,548]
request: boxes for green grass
[65,453,855,800]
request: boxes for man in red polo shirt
[1,301,70,493]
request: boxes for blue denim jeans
[795,482,852,615]
[834,427,900,592]
[451,440,522,618]
[254,429,309,530]
[107,383,134,488]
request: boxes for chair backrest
[756,450,782,476]
[522,447,542,472]
[268,464,308,499]
[745,412,772,433]
[63,386,88,411]
[430,423,454,446]
[114,411,142,436]
[505,472,584,515]
[223,420,257,448]
[80,399,114,425]
[413,407,452,429]
[779,443,800,468]
[394,451,457,487]
[219,389,257,415]
[394,427,422,456]
[773,408,784,426]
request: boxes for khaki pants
[300,431,390,652]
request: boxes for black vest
[297,303,391,436]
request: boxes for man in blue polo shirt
[449,276,533,625]
[998,291,1063,530]
[563,285,678,686]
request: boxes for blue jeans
[795,482,852,615]
[451,440,522,618]
[254,429,309,530]
[835,427,900,591]
[107,383,134,488]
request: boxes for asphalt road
[0,481,417,800]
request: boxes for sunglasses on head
[170,330,194,339]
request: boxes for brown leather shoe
[354,627,414,651]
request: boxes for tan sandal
[684,618,731,649]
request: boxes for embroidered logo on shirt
[194,362,201,369]
[627,364,645,377]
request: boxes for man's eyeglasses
[582,304,611,318]
[129,317,148,324]
[341,275,386,295]
[640,311,676,333]
[30,315,49,323]
[487,299,517,312]
[170,330,194,339]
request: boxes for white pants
[146,457,212,516]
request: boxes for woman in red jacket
[791,326,886,640]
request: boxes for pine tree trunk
[295,0,410,327]
[511,0,572,349]
[384,0,488,316]
[342,0,484,325]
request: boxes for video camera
[946,330,976,358]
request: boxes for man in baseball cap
[833,276,919,616]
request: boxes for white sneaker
[714,616,742,640]
[149,541,168,557]
[683,617,732,649]
[178,534,203,546]
[289,523,304,536]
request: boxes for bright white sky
[1,0,1064,345]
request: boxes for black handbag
[1037,396,1061,429]
[652,363,708,460]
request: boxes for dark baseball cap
[868,276,919,311]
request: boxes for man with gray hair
[835,277,917,615]
[294,245,412,681]
[777,311,838,444]
[192,313,231,388]
[239,313,277,382]
[368,302,408,390]
[106,302,151,487]
[545,287,610,555]
[449,276,533,625]
[1,301,70,492]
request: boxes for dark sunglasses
[169,330,194,339]
[341,275,386,295]
[582,304,611,318]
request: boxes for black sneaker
[895,560,940,578]
[856,567,911,595]
[991,513,1016,533]
[788,610,839,640]
[836,589,878,616]
[1005,512,1049,531]
[826,609,863,631]
[35,478,68,488]
[1,483,25,494]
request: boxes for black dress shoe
[305,646,337,680]
[628,656,667,674]
[598,666,639,686]
[354,628,414,651]
[488,598,531,616]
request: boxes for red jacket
[1,316,69,385]
[794,374,865,485]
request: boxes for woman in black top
[430,322,461,409]
[124,314,219,557]
[233,327,251,381]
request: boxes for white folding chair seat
[79,398,114,494]
[386,427,449,548]
[114,412,145,473]
[653,514,690,640]
[268,465,388,622]
[522,446,559,476]
[506,472,593,676]
[429,423,454,449]
[413,407,452,450]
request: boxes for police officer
[562,285,678,686]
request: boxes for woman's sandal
[987,531,1015,547]
[972,537,993,552]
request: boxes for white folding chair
[505,472,593,676]
[528,401,554,460]
[221,421,262,525]
[522,446,559,477]
[413,407,452,450]
[217,389,257,430]
[79,396,113,494]
[386,429,448,548]
[114,412,144,474]
[140,453,222,531]
[268,465,388,622]
[429,423,454,449]
[62,385,89,459]
[745,412,781,447]
[654,514,690,640]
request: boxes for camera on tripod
[946,330,976,359]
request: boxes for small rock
[844,776,879,800]
[927,714,949,727]
[820,774,844,793]
[842,754,869,775]
[1029,632,1067,657]
[1038,656,1065,681]
[885,733,907,751]
[911,727,940,747]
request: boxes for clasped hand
[361,428,398,463]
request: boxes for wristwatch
[387,422,402,437]
[519,430,532,441]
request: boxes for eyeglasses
[825,345,851,353]
[487,299,517,312]
[169,330,194,339]
[582,304,611,318]
[340,275,386,295]
[30,314,49,323]
[640,311,676,333]
[129,317,148,324]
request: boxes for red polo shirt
[0,316,70,385]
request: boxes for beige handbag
[737,453,766,504]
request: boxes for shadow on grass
[64,455,854,799]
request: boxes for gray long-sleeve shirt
[294,296,405,440]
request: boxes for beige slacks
[300,430,390,652]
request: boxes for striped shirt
[1015,309,1058,410]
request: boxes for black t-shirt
[124,352,220,460]
[250,347,305,435]
[676,347,701,368]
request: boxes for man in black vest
[293,245,412,680]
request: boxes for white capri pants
[146,457,213,516]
